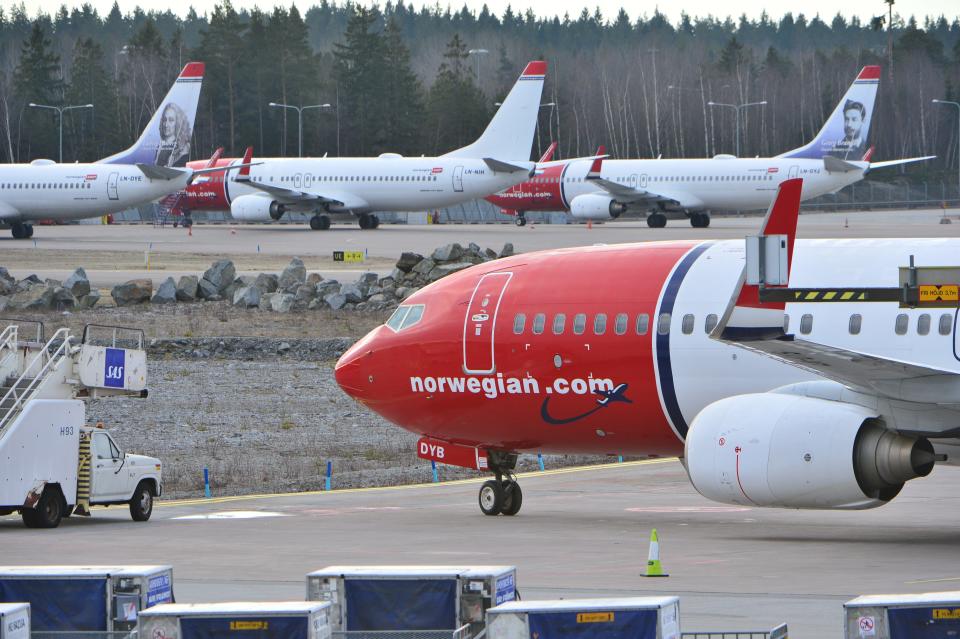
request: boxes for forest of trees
[0,1,958,180]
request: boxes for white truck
[0,321,161,528]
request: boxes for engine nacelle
[230,195,285,222]
[685,393,936,510]
[569,194,627,220]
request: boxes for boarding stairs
[0,321,148,439]
[156,191,188,227]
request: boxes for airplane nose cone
[335,337,376,400]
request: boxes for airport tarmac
[2,459,958,638]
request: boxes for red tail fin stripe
[179,62,205,79]
[521,61,547,77]
[857,65,881,81]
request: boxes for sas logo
[104,347,125,388]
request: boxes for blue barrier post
[203,467,211,498]
[325,461,332,491]
[618,455,623,463]
[431,460,439,483]
[537,453,545,471]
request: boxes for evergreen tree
[380,18,424,154]
[427,34,488,153]
[333,6,385,156]
[197,1,246,154]
[14,21,62,160]
[65,37,116,161]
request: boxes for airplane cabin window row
[1,182,91,189]
[787,312,954,336]
[277,175,438,183]
[531,174,777,184]
[513,312,653,337]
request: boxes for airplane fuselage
[489,157,866,213]
[0,163,190,223]
[336,238,960,463]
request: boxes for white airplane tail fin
[778,66,879,161]
[444,61,546,161]
[99,62,205,167]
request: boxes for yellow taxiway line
[156,458,679,508]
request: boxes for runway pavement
[2,459,958,638]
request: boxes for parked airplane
[0,62,228,239]
[175,61,549,230]
[487,66,933,228]
[336,178,957,516]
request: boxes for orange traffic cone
[587,220,593,230]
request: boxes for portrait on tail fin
[155,103,192,167]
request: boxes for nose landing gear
[514,212,527,227]
[478,452,522,516]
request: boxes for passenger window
[636,313,649,335]
[513,313,526,335]
[615,313,628,335]
[573,313,586,335]
[681,314,695,334]
[705,314,718,333]
[940,313,953,336]
[895,314,908,335]
[849,314,862,335]
[552,313,566,335]
[657,313,671,335]
[532,313,546,335]
[594,313,607,335]
[918,314,931,336]
[800,314,813,335]
[400,304,424,329]
[386,306,410,331]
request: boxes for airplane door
[463,272,512,375]
[453,166,464,193]
[788,165,800,179]
[305,173,313,188]
[639,174,647,188]
[294,173,302,188]
[107,172,119,200]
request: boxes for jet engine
[569,194,627,220]
[684,393,936,510]
[230,194,286,222]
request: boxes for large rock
[8,286,54,310]
[176,275,199,302]
[432,243,463,263]
[254,273,279,294]
[412,258,436,276]
[394,286,414,301]
[294,284,315,308]
[223,277,245,302]
[499,243,515,258]
[78,292,100,309]
[0,267,13,285]
[63,268,91,298]
[340,283,365,304]
[197,278,222,301]
[16,275,42,292]
[202,260,236,293]
[427,262,473,281]
[0,279,12,297]
[357,272,378,287]
[49,287,77,310]
[270,293,295,313]
[484,248,498,260]
[324,293,347,310]
[396,252,423,272]
[316,280,340,297]
[0,296,9,311]
[258,292,277,311]
[152,277,178,304]
[233,285,261,308]
[306,273,323,287]
[111,279,153,306]
[279,257,306,291]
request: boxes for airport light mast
[933,99,960,205]
[269,102,333,157]
[708,100,767,158]
[28,103,93,163]
[468,49,489,87]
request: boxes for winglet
[238,146,254,178]
[538,141,558,164]
[204,147,224,169]
[586,145,605,180]
[713,178,802,342]
[861,146,875,163]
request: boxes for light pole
[467,49,488,87]
[707,100,767,157]
[269,102,333,157]
[933,99,960,204]
[28,102,93,163]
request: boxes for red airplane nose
[334,333,378,400]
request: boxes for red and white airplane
[172,62,548,230]
[336,178,957,516]
[487,66,933,228]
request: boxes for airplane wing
[583,151,682,205]
[233,177,369,210]
[712,177,960,415]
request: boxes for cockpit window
[385,304,425,332]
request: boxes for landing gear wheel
[358,214,371,230]
[24,224,33,238]
[129,481,154,522]
[515,215,527,227]
[690,213,710,228]
[479,479,504,516]
[310,214,331,231]
[370,215,380,229]
[22,488,64,529]
[11,223,27,239]
[500,480,523,516]
[646,213,667,228]
[183,217,193,228]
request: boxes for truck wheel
[22,487,64,529]
[129,481,154,522]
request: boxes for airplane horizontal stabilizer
[868,156,936,171]
[137,164,186,180]
[823,156,861,173]
[483,158,533,173]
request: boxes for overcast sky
[16,0,959,24]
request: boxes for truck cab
[84,425,162,519]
